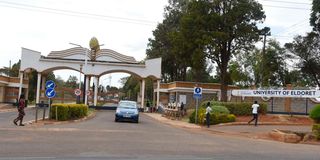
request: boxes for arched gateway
[19,46,161,110]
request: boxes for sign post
[45,80,56,120]
[193,87,202,124]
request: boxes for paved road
[0,110,319,160]
[0,107,48,127]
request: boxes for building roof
[47,47,138,63]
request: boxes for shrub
[310,105,320,123]
[200,101,267,116]
[189,108,236,125]
[212,105,230,114]
[50,104,88,121]
[312,124,320,140]
[199,101,230,114]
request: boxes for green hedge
[200,101,267,116]
[50,104,88,121]
[310,105,320,123]
[312,124,320,140]
[189,108,236,125]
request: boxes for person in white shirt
[206,102,212,128]
[248,101,260,126]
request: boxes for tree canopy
[147,0,266,101]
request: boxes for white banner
[231,90,320,98]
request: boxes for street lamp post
[259,27,271,87]
[69,43,87,104]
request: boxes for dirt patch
[236,114,313,125]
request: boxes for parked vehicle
[115,100,139,123]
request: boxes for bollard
[35,107,38,123]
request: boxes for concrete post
[156,79,160,109]
[94,76,98,106]
[41,76,46,97]
[18,71,24,98]
[36,72,41,103]
[85,76,89,105]
[141,79,145,110]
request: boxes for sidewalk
[0,103,16,112]
[0,103,36,113]
[144,113,314,142]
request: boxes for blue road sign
[45,80,55,89]
[193,87,202,99]
[45,88,56,98]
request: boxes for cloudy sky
[0,0,313,87]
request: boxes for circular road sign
[194,87,202,94]
[45,80,55,89]
[74,89,82,96]
[45,88,56,98]
[86,90,91,96]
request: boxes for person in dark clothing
[146,100,150,112]
[180,102,184,116]
[205,102,212,128]
[13,94,26,126]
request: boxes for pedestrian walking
[205,102,212,128]
[248,101,260,126]
[180,102,184,116]
[13,94,26,126]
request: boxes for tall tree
[181,0,265,101]
[146,0,194,82]
[120,76,154,102]
[261,40,288,87]
[285,32,320,87]
[64,76,78,89]
[284,0,320,88]
[310,0,320,32]
[0,60,20,77]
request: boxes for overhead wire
[0,1,158,26]
[262,5,310,10]
[260,0,311,5]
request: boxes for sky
[0,0,313,88]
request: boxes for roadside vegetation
[50,104,88,121]
[188,101,267,125]
[310,105,320,140]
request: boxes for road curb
[26,110,97,126]
[143,113,201,129]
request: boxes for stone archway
[19,43,161,110]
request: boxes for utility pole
[260,27,271,87]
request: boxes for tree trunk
[220,65,228,102]
[219,41,232,102]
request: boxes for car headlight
[116,109,120,114]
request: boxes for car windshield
[118,101,137,109]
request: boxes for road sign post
[45,80,56,120]
[193,87,202,124]
[75,89,82,104]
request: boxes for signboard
[45,88,56,98]
[86,90,91,96]
[193,87,202,99]
[179,95,187,104]
[231,90,320,98]
[74,89,82,96]
[45,80,55,89]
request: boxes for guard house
[0,75,29,103]
[154,81,239,108]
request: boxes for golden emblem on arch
[89,37,101,61]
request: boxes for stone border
[269,129,303,143]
